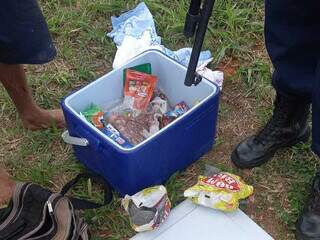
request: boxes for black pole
[184,0,202,37]
[184,0,215,86]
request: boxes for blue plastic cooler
[61,50,220,196]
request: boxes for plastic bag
[165,101,189,118]
[160,101,190,128]
[122,185,171,232]
[149,97,168,114]
[124,69,158,112]
[184,172,254,212]
[105,110,161,145]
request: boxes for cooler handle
[62,130,89,146]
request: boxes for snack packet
[122,186,171,232]
[184,172,254,212]
[124,69,158,112]
[101,124,133,148]
[165,101,189,118]
[80,104,104,129]
[123,63,152,80]
[160,101,190,128]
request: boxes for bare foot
[21,108,66,130]
[0,168,16,206]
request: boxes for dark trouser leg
[294,60,320,240]
[265,0,320,158]
[313,61,320,157]
[231,1,320,168]
[265,0,320,100]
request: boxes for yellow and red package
[124,69,158,112]
[184,172,253,212]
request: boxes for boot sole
[231,127,311,169]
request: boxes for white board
[131,199,274,240]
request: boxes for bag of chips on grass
[122,186,171,232]
[184,172,253,212]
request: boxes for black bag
[0,173,112,240]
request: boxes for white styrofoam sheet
[131,200,274,240]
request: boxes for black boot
[231,93,310,169]
[296,171,320,240]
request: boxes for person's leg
[312,61,320,158]
[266,1,320,99]
[0,64,65,130]
[296,62,320,239]
[231,0,320,169]
[0,1,65,130]
[0,167,16,206]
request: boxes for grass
[0,0,318,239]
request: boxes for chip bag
[184,172,253,212]
[80,104,104,129]
[122,186,171,232]
[124,69,158,112]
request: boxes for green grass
[0,0,318,239]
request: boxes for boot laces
[255,108,288,145]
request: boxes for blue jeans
[265,0,320,157]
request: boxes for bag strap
[61,172,113,210]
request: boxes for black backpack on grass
[0,173,112,240]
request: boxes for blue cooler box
[61,50,220,196]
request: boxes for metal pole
[184,0,202,38]
[184,0,215,86]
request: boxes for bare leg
[0,167,15,205]
[0,64,65,130]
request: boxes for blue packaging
[101,124,133,149]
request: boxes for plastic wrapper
[101,124,133,148]
[122,185,171,232]
[184,172,254,212]
[106,102,134,117]
[124,69,158,112]
[80,104,105,129]
[101,98,123,113]
[105,111,161,146]
[153,89,169,102]
[165,101,189,118]
[159,101,190,128]
[149,96,168,114]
